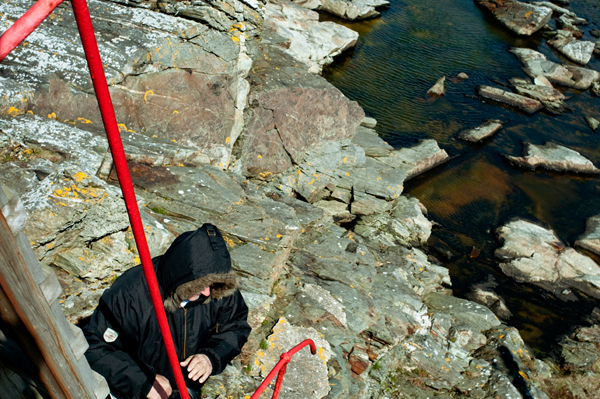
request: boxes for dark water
[322,1,600,353]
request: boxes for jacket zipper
[183,308,187,359]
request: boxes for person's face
[188,286,211,302]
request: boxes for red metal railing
[250,339,316,399]
[0,1,190,398]
[0,3,318,399]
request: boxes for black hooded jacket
[83,224,251,399]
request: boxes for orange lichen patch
[410,157,512,219]
[8,106,25,116]
[77,117,92,124]
[144,90,154,102]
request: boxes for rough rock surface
[474,0,552,36]
[496,219,600,300]
[510,48,600,90]
[427,76,446,96]
[505,142,600,174]
[478,85,544,114]
[296,0,390,21]
[576,214,600,257]
[458,120,504,142]
[548,30,596,65]
[264,0,359,74]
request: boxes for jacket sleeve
[83,286,155,399]
[198,290,251,375]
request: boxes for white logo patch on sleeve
[103,328,119,343]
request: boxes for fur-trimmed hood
[158,224,238,312]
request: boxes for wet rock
[465,277,513,320]
[548,30,595,65]
[318,0,389,21]
[474,0,552,36]
[560,338,599,370]
[377,139,450,181]
[426,76,446,96]
[593,82,600,97]
[592,29,600,38]
[586,116,599,132]
[510,47,600,90]
[505,142,600,174]
[477,85,544,114]
[252,318,332,399]
[351,126,393,157]
[457,72,470,80]
[457,119,504,142]
[264,0,359,74]
[495,218,600,300]
[576,213,600,256]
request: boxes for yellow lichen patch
[8,106,24,116]
[47,112,57,119]
[225,136,231,144]
[144,89,154,102]
[172,110,179,114]
[117,123,128,132]
[171,139,177,143]
[518,371,529,381]
[73,172,89,182]
[257,154,262,159]
[77,117,92,124]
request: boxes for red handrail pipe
[0,0,65,62]
[250,339,317,399]
[69,0,190,398]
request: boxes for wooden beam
[0,210,95,399]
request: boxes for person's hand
[180,354,213,383]
[147,374,172,399]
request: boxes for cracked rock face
[495,219,600,300]
[548,30,596,65]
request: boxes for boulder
[318,0,390,21]
[264,0,359,74]
[457,72,470,80]
[474,0,552,36]
[548,30,596,65]
[586,116,599,132]
[576,214,600,257]
[477,85,544,114]
[458,120,504,142]
[426,76,446,96]
[510,48,600,90]
[361,116,378,128]
[495,218,600,299]
[505,142,600,174]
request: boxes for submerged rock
[458,119,504,142]
[576,214,600,257]
[586,116,599,132]
[427,76,446,96]
[465,276,513,320]
[505,142,600,174]
[477,85,544,114]
[474,0,552,36]
[510,47,600,90]
[495,218,600,300]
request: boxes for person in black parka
[83,224,251,399]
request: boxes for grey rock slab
[230,243,283,295]
[560,338,599,370]
[351,126,393,157]
[253,317,332,399]
[377,139,450,181]
[458,120,504,142]
[477,85,544,114]
[576,213,600,256]
[510,47,600,90]
[531,1,577,17]
[465,279,513,320]
[593,82,600,97]
[575,325,600,343]
[360,116,377,128]
[264,0,358,74]
[426,76,446,96]
[240,290,276,330]
[496,218,600,299]
[474,0,552,36]
[513,83,566,102]
[423,293,501,332]
[505,142,600,174]
[350,191,392,215]
[548,30,596,65]
[319,0,389,21]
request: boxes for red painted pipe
[69,1,190,398]
[0,0,64,62]
[250,339,317,399]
